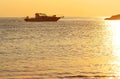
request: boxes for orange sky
[0,0,120,17]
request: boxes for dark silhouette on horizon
[24,13,63,22]
[105,14,120,20]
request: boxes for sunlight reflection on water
[1,18,120,79]
[107,21,120,57]
[106,20,120,77]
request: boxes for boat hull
[24,17,61,22]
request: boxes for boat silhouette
[24,13,63,22]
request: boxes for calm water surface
[0,17,120,79]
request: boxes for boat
[24,13,63,22]
[105,14,120,20]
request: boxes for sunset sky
[0,0,120,17]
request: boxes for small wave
[0,69,34,73]
[0,52,5,54]
[60,75,118,78]
[8,78,43,79]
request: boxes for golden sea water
[0,17,120,79]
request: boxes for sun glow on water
[105,21,120,77]
[108,21,120,56]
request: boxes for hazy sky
[0,0,120,17]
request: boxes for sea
[0,17,120,79]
